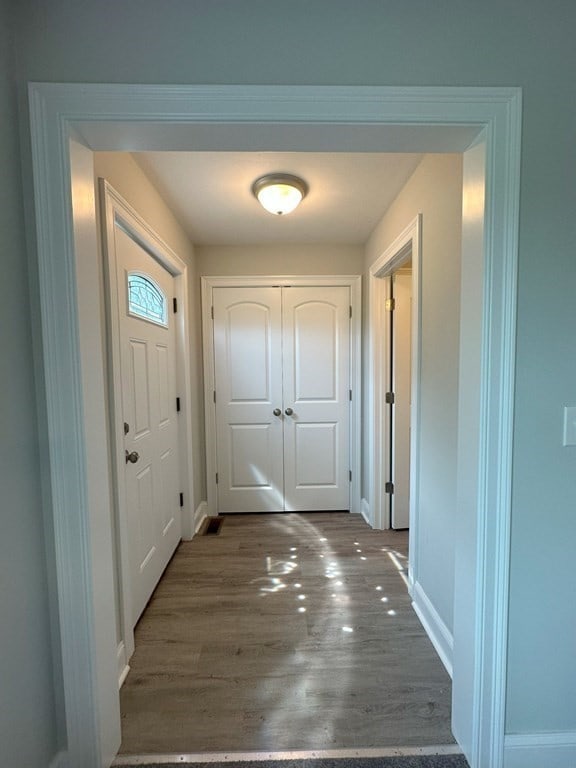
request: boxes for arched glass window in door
[127,272,168,326]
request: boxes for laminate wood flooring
[119,513,454,754]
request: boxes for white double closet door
[213,285,351,513]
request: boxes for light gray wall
[0,1,58,765]
[197,244,364,277]
[3,0,575,756]
[364,154,463,635]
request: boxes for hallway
[118,513,454,754]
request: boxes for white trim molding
[27,83,521,768]
[194,501,209,534]
[368,215,422,534]
[411,581,454,678]
[504,731,576,768]
[360,498,372,527]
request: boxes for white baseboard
[49,751,68,768]
[411,580,453,678]
[116,639,131,688]
[504,731,576,768]
[194,500,208,535]
[360,498,372,526]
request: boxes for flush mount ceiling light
[251,173,309,216]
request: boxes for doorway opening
[28,84,520,768]
[369,215,420,536]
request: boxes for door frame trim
[99,180,195,681]
[27,83,521,768]
[368,215,421,535]
[201,275,362,517]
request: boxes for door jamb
[368,215,421,539]
[201,274,362,517]
[99,180,196,681]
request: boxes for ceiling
[134,151,423,246]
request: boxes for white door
[116,227,181,623]
[282,286,350,510]
[391,271,412,528]
[212,284,350,513]
[213,287,284,512]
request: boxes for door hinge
[385,481,394,494]
[385,298,396,311]
[349,305,352,319]
[211,305,214,319]
[213,390,216,403]
[173,297,178,313]
[385,391,395,404]
[179,492,184,508]
[176,396,181,412]
[349,389,352,401]
[349,470,352,482]
[215,472,219,484]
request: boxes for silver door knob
[125,450,140,464]
[285,407,293,416]
[273,408,282,416]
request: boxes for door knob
[125,450,140,464]
[273,408,282,416]
[285,407,293,416]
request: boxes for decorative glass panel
[127,273,168,326]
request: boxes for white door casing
[100,180,194,686]
[369,218,421,535]
[211,282,353,513]
[391,270,412,529]
[29,85,520,768]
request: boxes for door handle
[285,407,293,416]
[125,450,140,464]
[273,408,282,417]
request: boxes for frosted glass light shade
[252,174,308,216]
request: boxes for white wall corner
[504,731,576,768]
[411,580,453,678]
[360,498,372,526]
[49,751,69,768]
[194,500,209,535]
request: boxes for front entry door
[116,227,182,624]
[213,285,350,513]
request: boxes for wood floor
[119,513,454,754]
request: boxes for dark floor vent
[203,516,224,535]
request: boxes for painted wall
[364,154,463,635]
[94,153,206,508]
[0,1,59,765]
[2,1,575,760]
[197,244,364,277]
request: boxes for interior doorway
[369,216,420,535]
[389,266,413,530]
[202,276,362,516]
[28,84,520,768]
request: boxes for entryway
[28,84,520,768]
